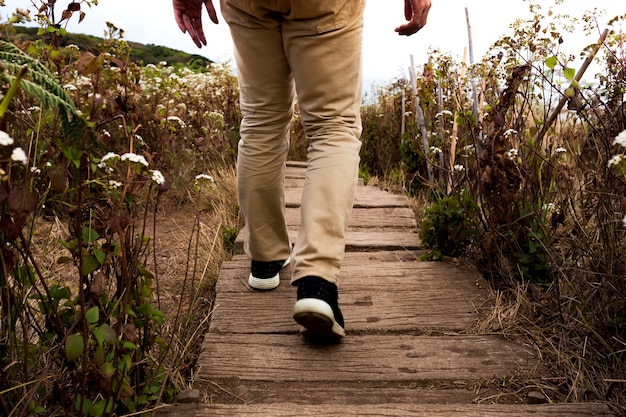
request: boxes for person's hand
[395,0,431,36]
[173,0,219,48]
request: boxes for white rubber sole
[293,298,345,339]
[248,257,290,290]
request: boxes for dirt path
[156,162,612,417]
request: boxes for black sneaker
[292,276,345,339]
[248,257,290,290]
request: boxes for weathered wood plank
[283,206,417,228]
[210,254,489,333]
[285,177,365,187]
[199,381,480,405]
[157,403,614,417]
[286,186,411,208]
[234,228,421,254]
[196,334,539,383]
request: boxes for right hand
[395,0,431,36]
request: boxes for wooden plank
[286,186,411,208]
[199,382,480,405]
[158,403,614,417]
[234,228,421,254]
[284,207,417,228]
[285,177,364,187]
[210,254,489,333]
[196,334,539,382]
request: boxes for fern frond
[0,40,80,120]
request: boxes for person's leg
[283,0,366,338]
[221,0,294,288]
[284,0,365,286]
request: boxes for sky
[1,1,623,91]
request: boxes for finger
[182,14,203,48]
[394,21,421,36]
[404,0,412,21]
[193,19,208,46]
[205,1,219,24]
[174,9,187,33]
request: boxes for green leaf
[545,56,557,69]
[564,67,575,81]
[82,256,100,276]
[101,362,116,379]
[564,86,576,99]
[99,323,117,345]
[85,306,99,324]
[82,226,100,243]
[66,333,84,361]
[93,248,106,265]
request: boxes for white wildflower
[11,147,28,165]
[102,130,111,139]
[159,61,168,67]
[542,202,555,211]
[463,144,475,152]
[504,129,518,137]
[150,170,166,185]
[28,106,41,112]
[30,166,41,174]
[195,174,215,183]
[167,116,187,128]
[453,164,465,172]
[613,130,626,148]
[507,148,519,160]
[608,154,625,168]
[0,130,14,146]
[121,152,149,167]
[63,84,78,91]
[98,152,120,168]
[429,146,442,155]
[435,110,453,118]
[555,147,567,154]
[46,161,52,167]
[108,180,123,189]
[66,44,80,51]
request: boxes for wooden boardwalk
[157,162,612,416]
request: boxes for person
[173,0,431,340]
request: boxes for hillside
[9,26,213,69]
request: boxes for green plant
[419,188,479,259]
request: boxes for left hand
[173,0,219,48]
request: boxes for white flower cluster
[0,130,28,165]
[121,152,149,167]
[507,148,519,160]
[608,131,626,170]
[429,146,442,155]
[97,152,166,186]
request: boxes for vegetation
[361,3,625,414]
[0,0,624,416]
[9,26,213,70]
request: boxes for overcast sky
[1,1,623,90]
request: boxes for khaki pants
[221,0,365,285]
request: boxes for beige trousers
[221,0,365,285]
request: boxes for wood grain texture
[210,254,489,333]
[196,334,539,382]
[283,206,417,228]
[234,228,421,254]
[158,403,613,417]
[286,185,412,208]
